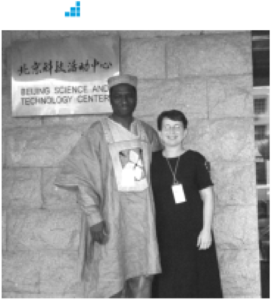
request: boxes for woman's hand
[197,228,212,250]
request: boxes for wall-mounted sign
[11,36,120,116]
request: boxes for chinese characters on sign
[12,36,120,116]
[17,59,113,76]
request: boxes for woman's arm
[197,186,214,250]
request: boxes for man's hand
[90,221,108,244]
[197,228,212,250]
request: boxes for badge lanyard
[166,156,181,185]
[166,156,186,204]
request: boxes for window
[254,98,267,115]
[256,161,267,185]
[255,125,267,141]
[252,30,269,298]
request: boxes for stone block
[207,75,254,118]
[39,251,80,294]
[224,295,262,300]
[213,206,259,250]
[119,30,201,39]
[121,39,165,79]
[2,252,40,293]
[2,168,42,209]
[166,31,202,36]
[2,31,12,48]
[43,114,103,126]
[2,47,8,80]
[118,29,160,39]
[217,249,261,297]
[85,30,119,37]
[2,86,42,128]
[7,209,80,251]
[39,31,72,39]
[2,251,81,295]
[211,161,257,206]
[167,33,252,78]
[6,44,12,75]
[11,31,39,42]
[42,168,78,209]
[3,210,7,251]
[5,126,82,167]
[2,292,83,298]
[135,78,208,120]
[39,31,118,39]
[202,29,251,34]
[2,133,7,169]
[183,118,255,162]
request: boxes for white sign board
[11,36,120,116]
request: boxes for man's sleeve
[55,128,103,227]
[150,128,162,152]
[141,122,162,152]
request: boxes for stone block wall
[2,30,261,298]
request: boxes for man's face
[110,84,137,118]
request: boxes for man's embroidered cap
[108,74,138,89]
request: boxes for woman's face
[159,118,187,147]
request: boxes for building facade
[2,30,261,298]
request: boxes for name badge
[172,183,186,204]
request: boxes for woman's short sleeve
[195,153,213,190]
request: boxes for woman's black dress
[151,150,223,298]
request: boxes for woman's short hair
[157,110,188,130]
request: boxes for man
[55,74,161,297]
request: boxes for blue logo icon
[65,1,80,17]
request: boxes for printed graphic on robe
[119,148,146,187]
[64,0,81,18]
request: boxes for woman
[151,110,222,298]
